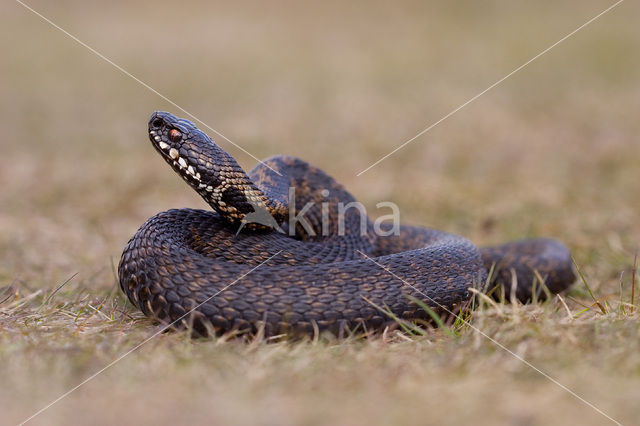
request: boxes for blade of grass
[618,271,626,315]
[572,257,607,314]
[362,296,426,336]
[40,272,78,310]
[407,295,456,337]
[631,251,637,314]
[468,287,503,315]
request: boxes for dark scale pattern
[118,111,576,336]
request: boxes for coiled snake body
[119,111,575,336]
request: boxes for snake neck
[148,111,287,230]
[198,144,287,228]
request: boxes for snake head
[148,111,217,188]
[148,111,280,229]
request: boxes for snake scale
[118,111,576,336]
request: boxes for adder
[118,111,575,336]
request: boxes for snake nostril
[151,117,163,128]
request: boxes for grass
[2,0,640,424]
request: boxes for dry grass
[1,0,640,424]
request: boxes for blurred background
[1,0,639,289]
[1,1,639,424]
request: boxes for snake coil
[118,111,575,336]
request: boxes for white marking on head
[169,148,179,159]
[159,141,169,150]
[178,157,187,168]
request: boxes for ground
[1,1,639,425]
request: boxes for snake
[118,111,576,336]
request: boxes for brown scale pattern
[118,112,576,336]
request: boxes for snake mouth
[150,129,207,187]
[148,111,222,194]
[148,128,179,160]
[149,129,171,153]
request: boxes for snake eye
[169,129,182,142]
